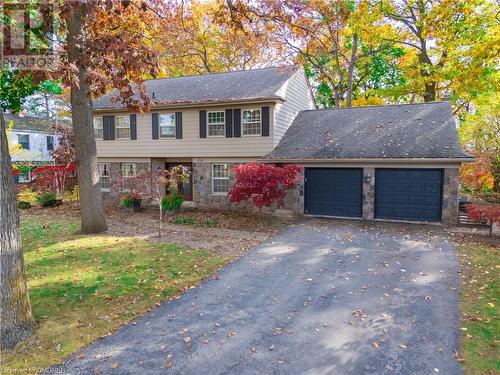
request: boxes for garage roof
[266,102,472,160]
[93,66,299,110]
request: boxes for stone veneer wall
[441,168,460,226]
[192,162,235,210]
[101,161,150,205]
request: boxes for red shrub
[229,163,303,208]
[32,163,77,196]
[466,204,500,236]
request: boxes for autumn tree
[459,92,500,192]
[156,0,285,76]
[0,69,37,350]
[381,0,499,104]
[227,0,402,107]
[17,1,174,234]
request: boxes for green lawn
[1,214,226,373]
[457,241,500,375]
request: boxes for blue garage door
[305,168,363,218]
[375,169,443,222]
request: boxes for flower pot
[126,199,142,213]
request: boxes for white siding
[95,104,275,158]
[9,129,59,162]
[273,69,315,146]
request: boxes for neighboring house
[93,66,472,225]
[6,114,61,183]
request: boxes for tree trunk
[419,50,437,102]
[492,157,500,193]
[0,108,36,350]
[67,5,107,234]
[345,34,358,108]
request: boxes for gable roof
[265,102,472,160]
[4,114,61,133]
[93,66,300,110]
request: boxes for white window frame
[159,113,176,138]
[121,162,136,177]
[17,134,30,149]
[93,117,103,140]
[18,171,31,183]
[242,109,262,136]
[211,164,230,195]
[115,116,131,140]
[207,111,225,137]
[98,162,110,191]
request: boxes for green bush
[18,201,32,209]
[162,194,184,212]
[172,217,196,225]
[36,192,60,207]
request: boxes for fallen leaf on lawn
[487,302,495,308]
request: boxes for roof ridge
[143,65,299,83]
[300,101,449,112]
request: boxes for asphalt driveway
[52,219,462,374]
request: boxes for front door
[165,163,193,201]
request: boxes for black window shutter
[199,110,207,138]
[261,106,270,136]
[109,116,115,140]
[103,116,110,140]
[233,108,241,137]
[152,113,159,139]
[175,112,183,139]
[225,109,233,138]
[130,114,137,140]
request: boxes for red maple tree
[466,204,500,236]
[229,163,303,208]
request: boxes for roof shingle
[93,66,299,110]
[265,102,472,160]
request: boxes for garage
[375,169,443,222]
[304,168,363,217]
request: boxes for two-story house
[93,66,472,225]
[7,114,61,183]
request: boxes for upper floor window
[212,164,230,194]
[207,111,225,137]
[121,162,136,177]
[94,117,103,140]
[242,109,261,136]
[17,134,30,150]
[46,135,54,151]
[160,113,176,138]
[115,116,130,139]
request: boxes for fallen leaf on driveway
[399,344,407,349]
[110,362,118,369]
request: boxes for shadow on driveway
[50,218,462,375]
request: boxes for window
[212,164,230,194]
[242,109,261,136]
[94,117,103,140]
[121,163,136,177]
[207,111,225,137]
[18,171,31,183]
[115,116,130,139]
[46,135,54,151]
[98,163,110,190]
[159,113,176,138]
[18,134,30,150]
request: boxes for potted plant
[161,192,184,216]
[120,191,142,213]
